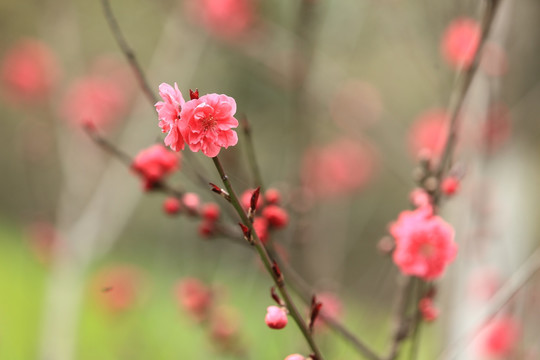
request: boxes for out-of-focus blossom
[163,197,182,215]
[185,0,256,39]
[441,176,460,196]
[26,221,61,265]
[131,144,179,189]
[180,93,239,157]
[155,82,186,152]
[409,188,431,209]
[390,208,457,280]
[480,41,508,77]
[408,109,449,159]
[175,277,213,322]
[285,355,305,360]
[201,203,221,221]
[265,305,288,329]
[199,219,216,238]
[253,217,269,243]
[61,76,128,129]
[418,297,439,322]
[301,138,377,198]
[93,265,145,312]
[182,192,201,214]
[1,38,60,106]
[330,80,383,131]
[441,17,480,70]
[241,188,263,210]
[262,205,289,229]
[475,316,521,358]
[468,268,500,301]
[264,188,282,205]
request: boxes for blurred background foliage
[1,0,540,359]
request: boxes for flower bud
[265,305,288,329]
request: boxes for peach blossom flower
[262,205,289,229]
[475,316,520,358]
[285,355,305,360]
[390,208,457,280]
[441,17,480,70]
[175,277,213,322]
[131,144,179,189]
[180,93,239,157]
[93,265,145,312]
[185,0,255,39]
[408,109,449,159]
[265,305,288,329]
[1,38,60,106]
[301,139,376,198]
[155,82,186,151]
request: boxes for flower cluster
[155,83,239,157]
[241,188,289,243]
[131,144,179,190]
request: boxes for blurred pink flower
[265,305,288,329]
[475,316,521,358]
[390,208,457,280]
[175,277,213,322]
[285,355,305,360]
[182,192,201,214]
[441,17,480,70]
[180,93,239,157]
[155,82,186,152]
[1,38,60,106]
[61,76,127,129]
[262,205,289,229]
[131,144,179,189]
[418,297,439,322]
[253,216,269,243]
[26,221,61,265]
[301,139,377,198]
[93,265,145,312]
[408,109,449,159]
[185,0,255,39]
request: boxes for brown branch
[100,0,158,106]
[384,275,413,360]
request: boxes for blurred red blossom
[1,38,60,106]
[265,305,288,329]
[408,108,450,160]
[418,297,439,322]
[131,144,179,190]
[301,138,377,198]
[163,197,182,215]
[285,355,305,360]
[93,265,145,312]
[441,17,481,70]
[475,316,521,358]
[390,208,457,280]
[262,205,289,229]
[155,82,186,152]
[175,277,213,322]
[185,0,256,39]
[441,176,460,196]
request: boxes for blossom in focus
[1,38,60,106]
[441,17,481,70]
[265,305,288,329]
[132,145,179,189]
[155,82,186,151]
[175,277,213,322]
[93,265,145,312]
[185,0,255,39]
[301,138,377,198]
[475,316,521,358]
[408,109,449,159]
[390,208,457,280]
[418,297,439,322]
[180,93,239,157]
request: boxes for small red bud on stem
[238,223,252,244]
[189,88,199,100]
[209,183,231,201]
[308,295,323,333]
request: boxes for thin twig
[385,275,413,360]
[437,245,540,360]
[100,0,158,105]
[240,115,264,191]
[211,156,325,360]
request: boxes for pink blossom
[131,145,179,189]
[285,355,305,360]
[253,217,269,243]
[265,305,288,329]
[241,188,264,210]
[408,109,450,159]
[441,17,481,70]
[180,93,239,157]
[163,197,182,215]
[390,208,457,280]
[175,277,213,322]
[301,138,377,198]
[61,76,128,129]
[264,188,282,205]
[1,38,60,106]
[201,202,221,221]
[93,265,145,312]
[475,316,520,358]
[262,205,289,229]
[155,82,186,151]
[409,188,431,209]
[185,0,255,39]
[182,192,201,214]
[418,297,439,322]
[441,176,460,195]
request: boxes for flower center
[420,243,435,257]
[202,115,217,133]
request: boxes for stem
[385,275,413,360]
[240,115,264,191]
[100,0,158,105]
[211,156,324,360]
